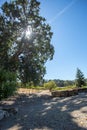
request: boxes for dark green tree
[0,0,54,85]
[75,68,86,87]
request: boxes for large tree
[75,68,86,87]
[0,0,54,85]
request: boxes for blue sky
[0,0,87,80]
[39,0,87,80]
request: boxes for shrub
[43,81,57,91]
[0,68,17,100]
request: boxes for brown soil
[0,89,87,130]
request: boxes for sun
[25,26,32,38]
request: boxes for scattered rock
[0,110,5,120]
[0,110,9,120]
[0,107,18,120]
[2,107,18,115]
[51,88,87,97]
[51,89,78,97]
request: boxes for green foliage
[52,85,76,91]
[43,81,57,91]
[81,85,87,88]
[0,68,17,100]
[75,68,86,87]
[19,82,45,90]
[0,0,54,86]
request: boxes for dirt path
[0,90,87,130]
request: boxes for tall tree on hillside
[0,0,54,85]
[75,68,86,87]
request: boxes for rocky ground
[0,89,87,130]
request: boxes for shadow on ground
[0,92,87,130]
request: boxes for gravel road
[0,90,87,130]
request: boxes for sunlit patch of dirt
[18,88,51,96]
[18,88,40,94]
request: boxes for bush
[43,81,57,91]
[0,68,17,100]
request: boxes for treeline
[54,79,75,87]
[44,79,75,87]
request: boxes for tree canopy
[0,0,54,85]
